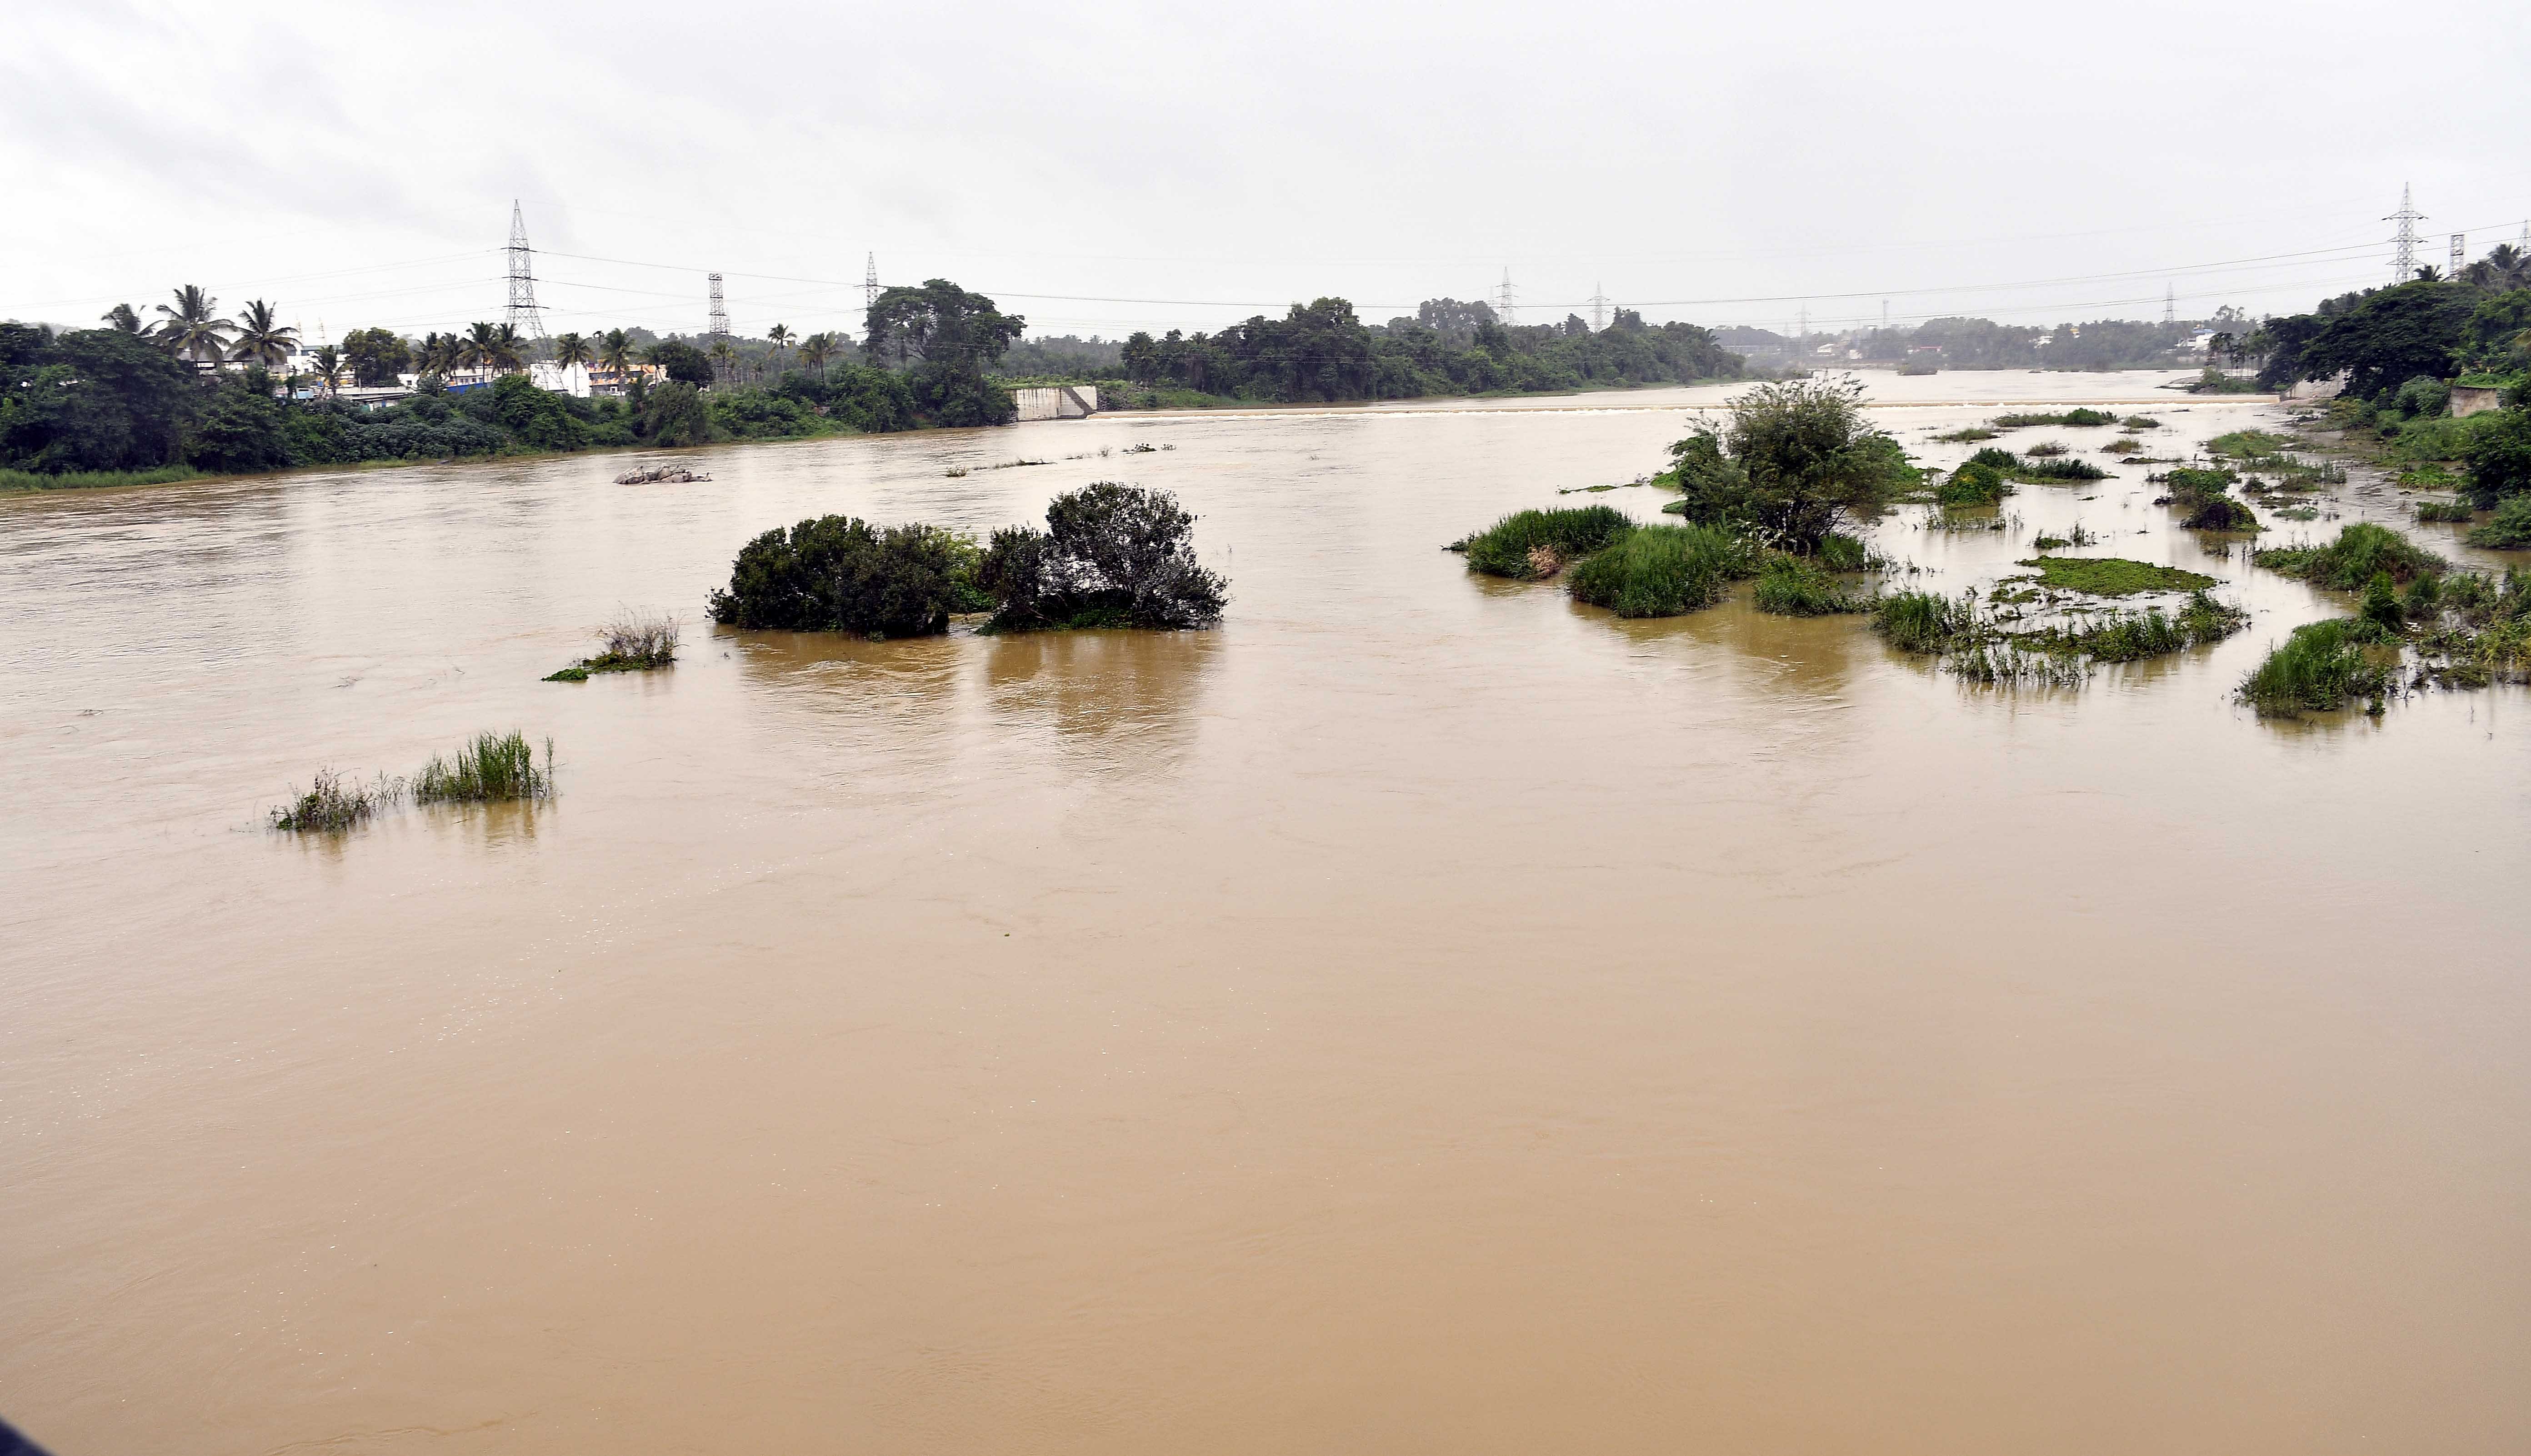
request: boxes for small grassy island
[270,730,555,833]
[546,610,680,681]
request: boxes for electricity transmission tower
[2451,233,2466,276]
[504,200,545,340]
[1589,283,1610,330]
[1492,268,1517,325]
[2386,184,2425,284]
[865,254,880,314]
[2162,284,2175,325]
[707,273,729,339]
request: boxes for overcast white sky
[7,0,2529,344]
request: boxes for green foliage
[1992,408,2115,428]
[1661,376,1916,548]
[2286,281,2479,400]
[2239,620,2390,716]
[1455,505,1633,579]
[182,375,295,474]
[1966,447,2019,470]
[414,732,555,804]
[1753,552,1867,615]
[2415,498,2476,523]
[1815,531,1877,571]
[2253,522,2444,588]
[980,483,1227,630]
[2207,430,2293,460]
[2014,556,2216,595]
[2358,571,2406,634]
[708,515,980,637]
[0,325,197,472]
[2016,597,2244,662]
[2393,375,2451,418]
[637,381,713,446]
[1872,590,1975,653]
[0,463,200,492]
[1565,523,1756,617]
[2461,406,2531,506]
[2466,494,2531,549]
[1932,427,1996,443]
[2120,415,2160,428]
[2182,496,2261,531]
[1936,459,2013,506]
[646,340,715,387]
[2013,456,2111,482]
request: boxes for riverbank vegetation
[1564,523,1758,616]
[270,731,554,831]
[269,768,401,832]
[2253,522,2443,588]
[2240,620,2391,716]
[707,484,1225,637]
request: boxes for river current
[4,371,2526,1453]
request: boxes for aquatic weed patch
[2253,522,2443,589]
[2015,556,2216,596]
[2239,620,2390,717]
[1753,553,1869,616]
[1453,505,1634,579]
[548,609,680,681]
[1565,523,1756,617]
[414,732,555,805]
[270,768,402,832]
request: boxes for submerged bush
[1814,531,1878,572]
[270,768,402,832]
[2024,440,2070,458]
[1456,504,1633,578]
[981,482,1227,630]
[2466,494,2531,549]
[1564,523,1754,617]
[2182,496,2261,531]
[707,515,977,637]
[1659,375,1918,549]
[2415,499,2475,524]
[2014,456,2111,481]
[2253,521,2445,588]
[1753,552,1867,615]
[2239,620,2390,716]
[413,732,555,804]
[550,608,682,680]
[2027,591,2247,662]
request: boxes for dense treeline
[2246,246,2531,520]
[1104,300,1745,403]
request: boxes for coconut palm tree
[552,332,591,373]
[766,323,793,374]
[100,303,142,333]
[2484,243,2529,289]
[707,339,736,386]
[597,328,633,375]
[153,285,231,364]
[492,323,526,373]
[310,345,345,397]
[229,300,299,370]
[799,332,836,380]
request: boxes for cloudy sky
[7,0,2529,344]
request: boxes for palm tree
[460,321,517,378]
[708,339,736,387]
[766,323,793,374]
[2484,243,2529,289]
[799,332,835,380]
[229,300,299,370]
[310,345,344,397]
[100,303,142,333]
[491,323,527,374]
[153,285,231,365]
[552,332,592,372]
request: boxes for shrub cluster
[707,516,983,638]
[2239,620,2390,716]
[1753,552,1867,615]
[980,482,1228,630]
[2253,522,2445,589]
[2466,494,2531,549]
[1564,523,1756,617]
[1455,505,1633,578]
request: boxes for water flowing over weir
[4,370,2529,1455]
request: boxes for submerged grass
[1454,505,1633,579]
[2466,496,2531,550]
[1993,408,2116,429]
[1565,523,1756,617]
[270,768,403,832]
[2014,591,2248,662]
[0,464,204,493]
[413,732,556,805]
[2414,499,2475,524]
[1873,590,1977,653]
[2012,456,2112,482]
[2016,556,2216,596]
[1933,427,1998,443]
[2239,619,2391,717]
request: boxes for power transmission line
[708,272,729,338]
[2386,183,2425,284]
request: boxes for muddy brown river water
[4,370,2527,1453]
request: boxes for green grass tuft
[1564,523,1756,617]
[413,732,556,805]
[0,464,204,493]
[2239,619,2391,717]
[1753,553,1869,615]
[1454,505,1634,579]
[2465,495,2531,550]
[270,768,403,832]
[1873,590,1976,653]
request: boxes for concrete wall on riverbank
[2451,385,2507,418]
[1014,384,1099,421]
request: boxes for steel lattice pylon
[2386,184,2426,285]
[505,201,545,340]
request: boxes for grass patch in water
[1933,427,1998,443]
[2239,619,2391,716]
[1993,408,2117,429]
[2012,456,2112,482]
[270,768,403,832]
[1453,505,1633,579]
[2253,522,2443,588]
[1753,554,1869,615]
[1564,523,1756,616]
[1937,459,2015,506]
[2120,415,2161,429]
[2414,499,2475,524]
[1873,590,1977,653]
[2014,591,2247,662]
[2015,556,2216,596]
[2102,437,2143,455]
[1815,531,1881,572]
[413,732,555,805]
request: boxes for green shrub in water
[1455,505,1633,579]
[2358,571,2406,636]
[2466,495,2531,549]
[1937,459,2014,507]
[413,732,555,805]
[2239,620,2390,716]
[2253,522,2445,589]
[1873,590,1975,653]
[1564,523,1755,617]
[708,515,980,637]
[1814,531,1876,572]
[1754,553,1867,616]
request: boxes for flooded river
[5,370,2527,1453]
